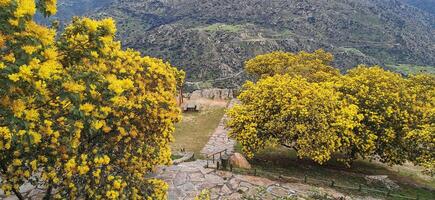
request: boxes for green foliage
[196,23,245,33]
[386,64,435,75]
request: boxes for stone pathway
[153,160,365,200]
[153,160,299,200]
[154,98,371,200]
[153,98,301,199]
[200,99,238,158]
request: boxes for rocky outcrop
[229,153,252,169]
[190,88,234,100]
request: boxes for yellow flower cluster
[44,0,57,15]
[14,0,36,18]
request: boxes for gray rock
[174,172,189,186]
[365,175,400,190]
[189,88,234,100]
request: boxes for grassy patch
[195,23,245,33]
[171,154,183,160]
[387,64,435,75]
[234,144,435,199]
[171,106,226,157]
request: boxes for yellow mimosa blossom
[77,165,89,175]
[63,81,86,93]
[30,160,37,170]
[12,99,26,117]
[80,103,94,115]
[106,190,119,199]
[113,180,121,189]
[12,159,22,166]
[8,73,20,82]
[44,0,57,15]
[3,53,15,63]
[92,120,105,130]
[29,130,41,144]
[24,109,39,121]
[22,45,38,54]
[14,0,36,17]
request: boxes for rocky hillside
[402,0,435,15]
[36,0,115,26]
[44,0,435,88]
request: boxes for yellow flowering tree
[227,75,362,164]
[338,68,434,170]
[229,52,434,169]
[244,49,339,82]
[405,74,434,173]
[1,0,183,199]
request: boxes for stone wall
[189,88,234,100]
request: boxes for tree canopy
[227,75,361,164]
[228,51,434,172]
[244,49,339,82]
[1,0,183,199]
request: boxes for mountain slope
[45,0,435,88]
[36,0,115,26]
[402,0,435,15]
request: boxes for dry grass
[235,144,435,199]
[171,99,228,157]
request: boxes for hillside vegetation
[89,0,435,88]
[41,0,435,88]
[403,0,435,15]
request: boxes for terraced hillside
[43,0,435,88]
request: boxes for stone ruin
[188,88,234,101]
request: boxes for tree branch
[0,164,25,200]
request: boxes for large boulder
[229,153,252,169]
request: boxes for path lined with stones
[153,160,361,200]
[153,98,303,199]
[154,98,366,200]
[200,99,237,158]
[153,160,301,200]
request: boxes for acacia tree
[405,74,434,173]
[227,75,362,164]
[339,67,434,170]
[339,66,435,170]
[1,1,183,199]
[337,67,417,163]
[228,52,434,170]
